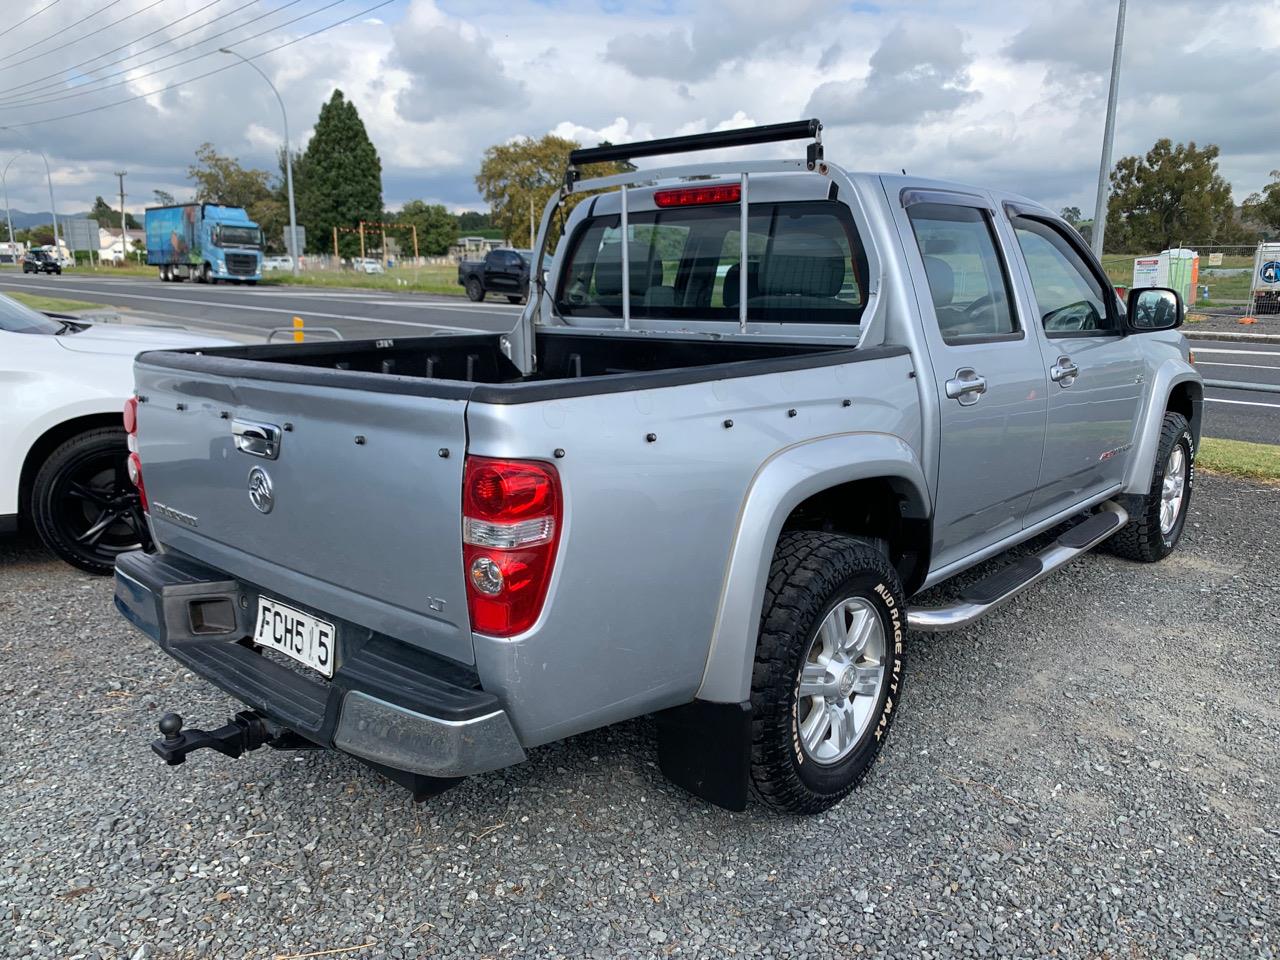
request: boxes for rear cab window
[556,197,869,326]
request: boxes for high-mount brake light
[653,183,742,208]
[122,396,148,512]
[462,457,562,637]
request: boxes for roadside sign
[1132,257,1162,288]
[63,218,99,252]
[284,225,306,257]
[1207,252,1223,266]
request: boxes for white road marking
[1195,361,1280,371]
[1191,348,1280,357]
[0,279,513,327]
[1205,397,1280,410]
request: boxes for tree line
[1059,139,1279,252]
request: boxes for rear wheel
[750,532,906,814]
[1107,411,1194,562]
[30,427,151,575]
[466,278,484,302]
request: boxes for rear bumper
[114,549,526,778]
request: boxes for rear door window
[906,203,1019,343]
[557,199,868,325]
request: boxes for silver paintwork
[129,166,1205,764]
[1160,445,1187,535]
[797,597,886,764]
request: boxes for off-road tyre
[750,531,906,814]
[1106,411,1193,563]
[466,278,485,302]
[30,427,151,575]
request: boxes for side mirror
[1125,286,1183,333]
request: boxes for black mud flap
[655,700,752,811]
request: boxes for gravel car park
[2,473,1276,959]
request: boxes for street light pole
[220,48,300,276]
[2,151,27,255]
[0,127,61,260]
[1090,0,1127,259]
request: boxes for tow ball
[151,711,301,765]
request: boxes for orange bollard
[292,316,304,342]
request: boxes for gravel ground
[2,473,1278,960]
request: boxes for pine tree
[296,90,383,256]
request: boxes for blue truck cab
[145,203,264,284]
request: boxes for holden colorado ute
[113,121,1201,814]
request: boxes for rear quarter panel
[467,352,922,746]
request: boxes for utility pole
[1091,0,1127,259]
[529,196,534,250]
[114,170,127,266]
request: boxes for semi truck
[145,203,264,284]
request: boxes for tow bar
[150,711,305,765]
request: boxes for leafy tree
[187,142,273,210]
[1104,140,1236,252]
[295,90,383,256]
[457,210,492,232]
[153,189,176,207]
[89,195,139,229]
[16,224,54,246]
[1243,170,1280,238]
[475,135,633,246]
[1059,206,1083,226]
[393,200,457,256]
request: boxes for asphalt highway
[2,272,1275,444]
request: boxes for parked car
[22,250,61,275]
[263,256,294,272]
[352,258,384,275]
[0,295,230,573]
[458,248,530,302]
[114,120,1201,814]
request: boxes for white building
[99,227,145,263]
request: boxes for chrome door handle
[232,418,281,459]
[945,368,988,405]
[1050,356,1079,386]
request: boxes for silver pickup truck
[114,120,1202,814]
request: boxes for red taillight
[653,183,742,207]
[123,396,147,512]
[462,456,561,637]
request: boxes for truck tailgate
[132,358,474,664]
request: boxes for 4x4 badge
[247,467,274,514]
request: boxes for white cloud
[0,0,1276,222]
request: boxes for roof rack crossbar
[567,118,822,172]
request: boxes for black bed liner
[138,331,909,405]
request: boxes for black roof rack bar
[567,118,822,169]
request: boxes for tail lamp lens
[462,457,561,637]
[123,396,147,511]
[653,183,742,207]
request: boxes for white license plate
[253,597,336,678]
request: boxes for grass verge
[8,291,109,313]
[1198,437,1280,483]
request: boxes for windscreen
[0,293,63,334]
[556,200,868,325]
[217,226,262,247]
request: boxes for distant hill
[4,209,99,229]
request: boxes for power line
[0,0,62,43]
[0,0,298,107]
[0,0,167,74]
[0,0,396,130]
[0,0,340,112]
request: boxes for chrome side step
[907,504,1129,633]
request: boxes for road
[0,271,524,341]
[2,272,1275,444]
[1192,337,1280,444]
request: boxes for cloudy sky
[0,0,1277,222]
